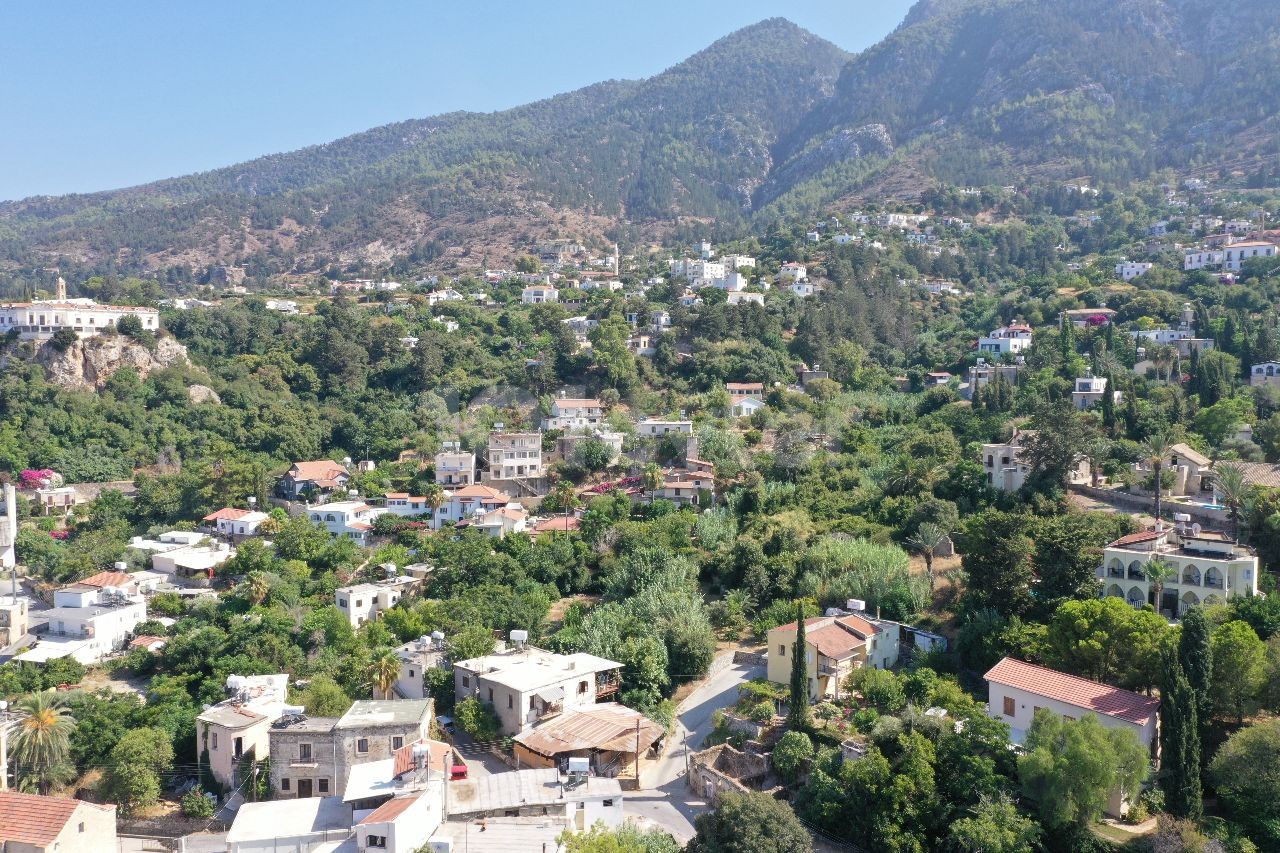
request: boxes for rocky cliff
[33,334,190,391]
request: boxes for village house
[777,262,807,282]
[977,324,1034,355]
[16,570,147,665]
[459,505,529,539]
[651,473,715,507]
[1115,261,1153,281]
[432,484,512,530]
[1130,442,1213,497]
[1250,362,1280,387]
[1072,370,1120,410]
[276,459,351,501]
[531,515,582,538]
[335,574,424,629]
[637,417,693,438]
[198,673,291,791]
[202,506,270,538]
[981,428,1088,492]
[267,714,342,801]
[485,431,545,480]
[542,398,605,431]
[453,642,624,735]
[342,737,454,820]
[521,284,559,304]
[722,253,756,270]
[1222,240,1277,271]
[148,538,236,579]
[0,278,160,341]
[307,500,386,545]
[446,767,624,830]
[0,483,14,568]
[33,485,79,517]
[1184,249,1225,270]
[513,702,665,780]
[0,791,117,853]
[1098,526,1258,615]
[225,796,351,853]
[984,657,1158,817]
[767,611,901,703]
[0,593,29,647]
[393,633,449,699]
[1060,307,1116,328]
[433,449,476,486]
[382,492,432,517]
[726,291,765,307]
[727,383,766,418]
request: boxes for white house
[1115,262,1154,281]
[726,291,764,307]
[453,645,624,735]
[382,493,433,518]
[432,484,512,530]
[637,418,693,438]
[984,656,1158,750]
[1251,362,1280,387]
[1184,249,1224,271]
[711,272,749,292]
[307,501,387,544]
[788,281,816,298]
[977,324,1034,355]
[335,576,424,629]
[460,505,529,539]
[1071,371,1120,410]
[732,396,766,418]
[434,450,476,486]
[486,432,544,480]
[981,428,1088,492]
[1223,241,1278,271]
[777,263,807,282]
[722,254,756,271]
[1098,526,1258,616]
[393,634,450,700]
[0,483,15,568]
[203,507,270,538]
[521,285,559,304]
[16,570,147,665]
[542,398,604,431]
[0,278,160,341]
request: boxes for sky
[0,0,915,201]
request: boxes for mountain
[2,3,1280,285]
[0,19,849,283]
[758,0,1280,213]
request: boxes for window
[603,799,614,808]
[488,688,494,702]
[357,738,369,754]
[462,676,470,688]
[367,834,387,848]
[578,680,589,695]
[282,778,290,791]
[79,822,85,833]
[211,732,218,749]
[318,778,329,793]
[298,743,312,762]
[1002,696,1015,716]
[508,695,514,709]
[392,736,404,750]
[409,669,416,678]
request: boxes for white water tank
[846,599,866,612]
[114,561,128,572]
[510,629,529,648]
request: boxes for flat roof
[336,698,433,730]
[14,637,89,663]
[448,768,621,815]
[456,649,622,693]
[429,817,569,852]
[227,796,350,843]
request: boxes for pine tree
[1178,606,1214,735]
[1160,652,1203,820]
[788,602,811,731]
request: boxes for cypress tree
[788,602,811,731]
[1101,373,1116,430]
[1178,606,1214,734]
[1160,652,1203,820]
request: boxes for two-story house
[1098,526,1259,616]
[307,500,387,545]
[636,418,693,438]
[382,493,432,518]
[1071,371,1120,410]
[198,674,290,791]
[542,399,605,431]
[977,324,1034,356]
[766,613,900,703]
[453,646,624,735]
[981,428,1088,492]
[16,571,147,665]
[277,460,350,502]
[0,792,117,853]
[335,575,424,630]
[485,432,544,480]
[431,484,512,530]
[433,450,476,486]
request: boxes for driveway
[628,650,764,841]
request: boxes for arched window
[1182,564,1201,586]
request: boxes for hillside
[2,2,1280,285]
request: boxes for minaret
[56,276,67,302]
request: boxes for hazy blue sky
[0,1,915,201]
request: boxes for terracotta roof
[554,398,602,408]
[1108,530,1162,547]
[130,635,166,649]
[514,703,664,757]
[1228,240,1278,248]
[1224,461,1280,490]
[74,571,133,589]
[773,614,882,659]
[391,739,453,778]
[358,791,423,825]
[348,522,373,531]
[451,484,511,502]
[533,516,580,533]
[0,792,112,847]
[288,460,349,481]
[984,657,1159,725]
[726,382,764,392]
[204,507,252,521]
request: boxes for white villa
[542,398,604,431]
[307,500,387,544]
[1222,241,1277,271]
[1072,371,1120,410]
[335,576,424,629]
[0,278,160,341]
[1115,262,1153,281]
[1097,526,1259,616]
[977,324,1034,355]
[434,450,476,486]
[521,285,559,304]
[981,428,1088,492]
[17,571,147,665]
[486,432,544,480]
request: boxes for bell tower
[56,276,67,301]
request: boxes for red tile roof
[0,792,112,847]
[1108,530,1161,547]
[203,507,253,522]
[772,615,883,659]
[533,516,580,534]
[288,460,349,482]
[358,791,423,825]
[984,657,1159,725]
[130,635,166,649]
[74,571,133,589]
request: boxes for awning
[535,686,565,703]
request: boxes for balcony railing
[595,676,620,699]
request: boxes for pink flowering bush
[19,469,58,489]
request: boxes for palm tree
[242,571,270,606]
[907,522,949,595]
[1143,432,1174,527]
[1144,557,1177,617]
[423,483,445,521]
[642,463,664,503]
[1084,438,1112,488]
[9,693,76,794]
[369,649,400,700]
[1213,461,1250,542]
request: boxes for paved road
[627,651,764,842]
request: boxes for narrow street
[627,650,764,842]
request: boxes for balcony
[595,676,620,699]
